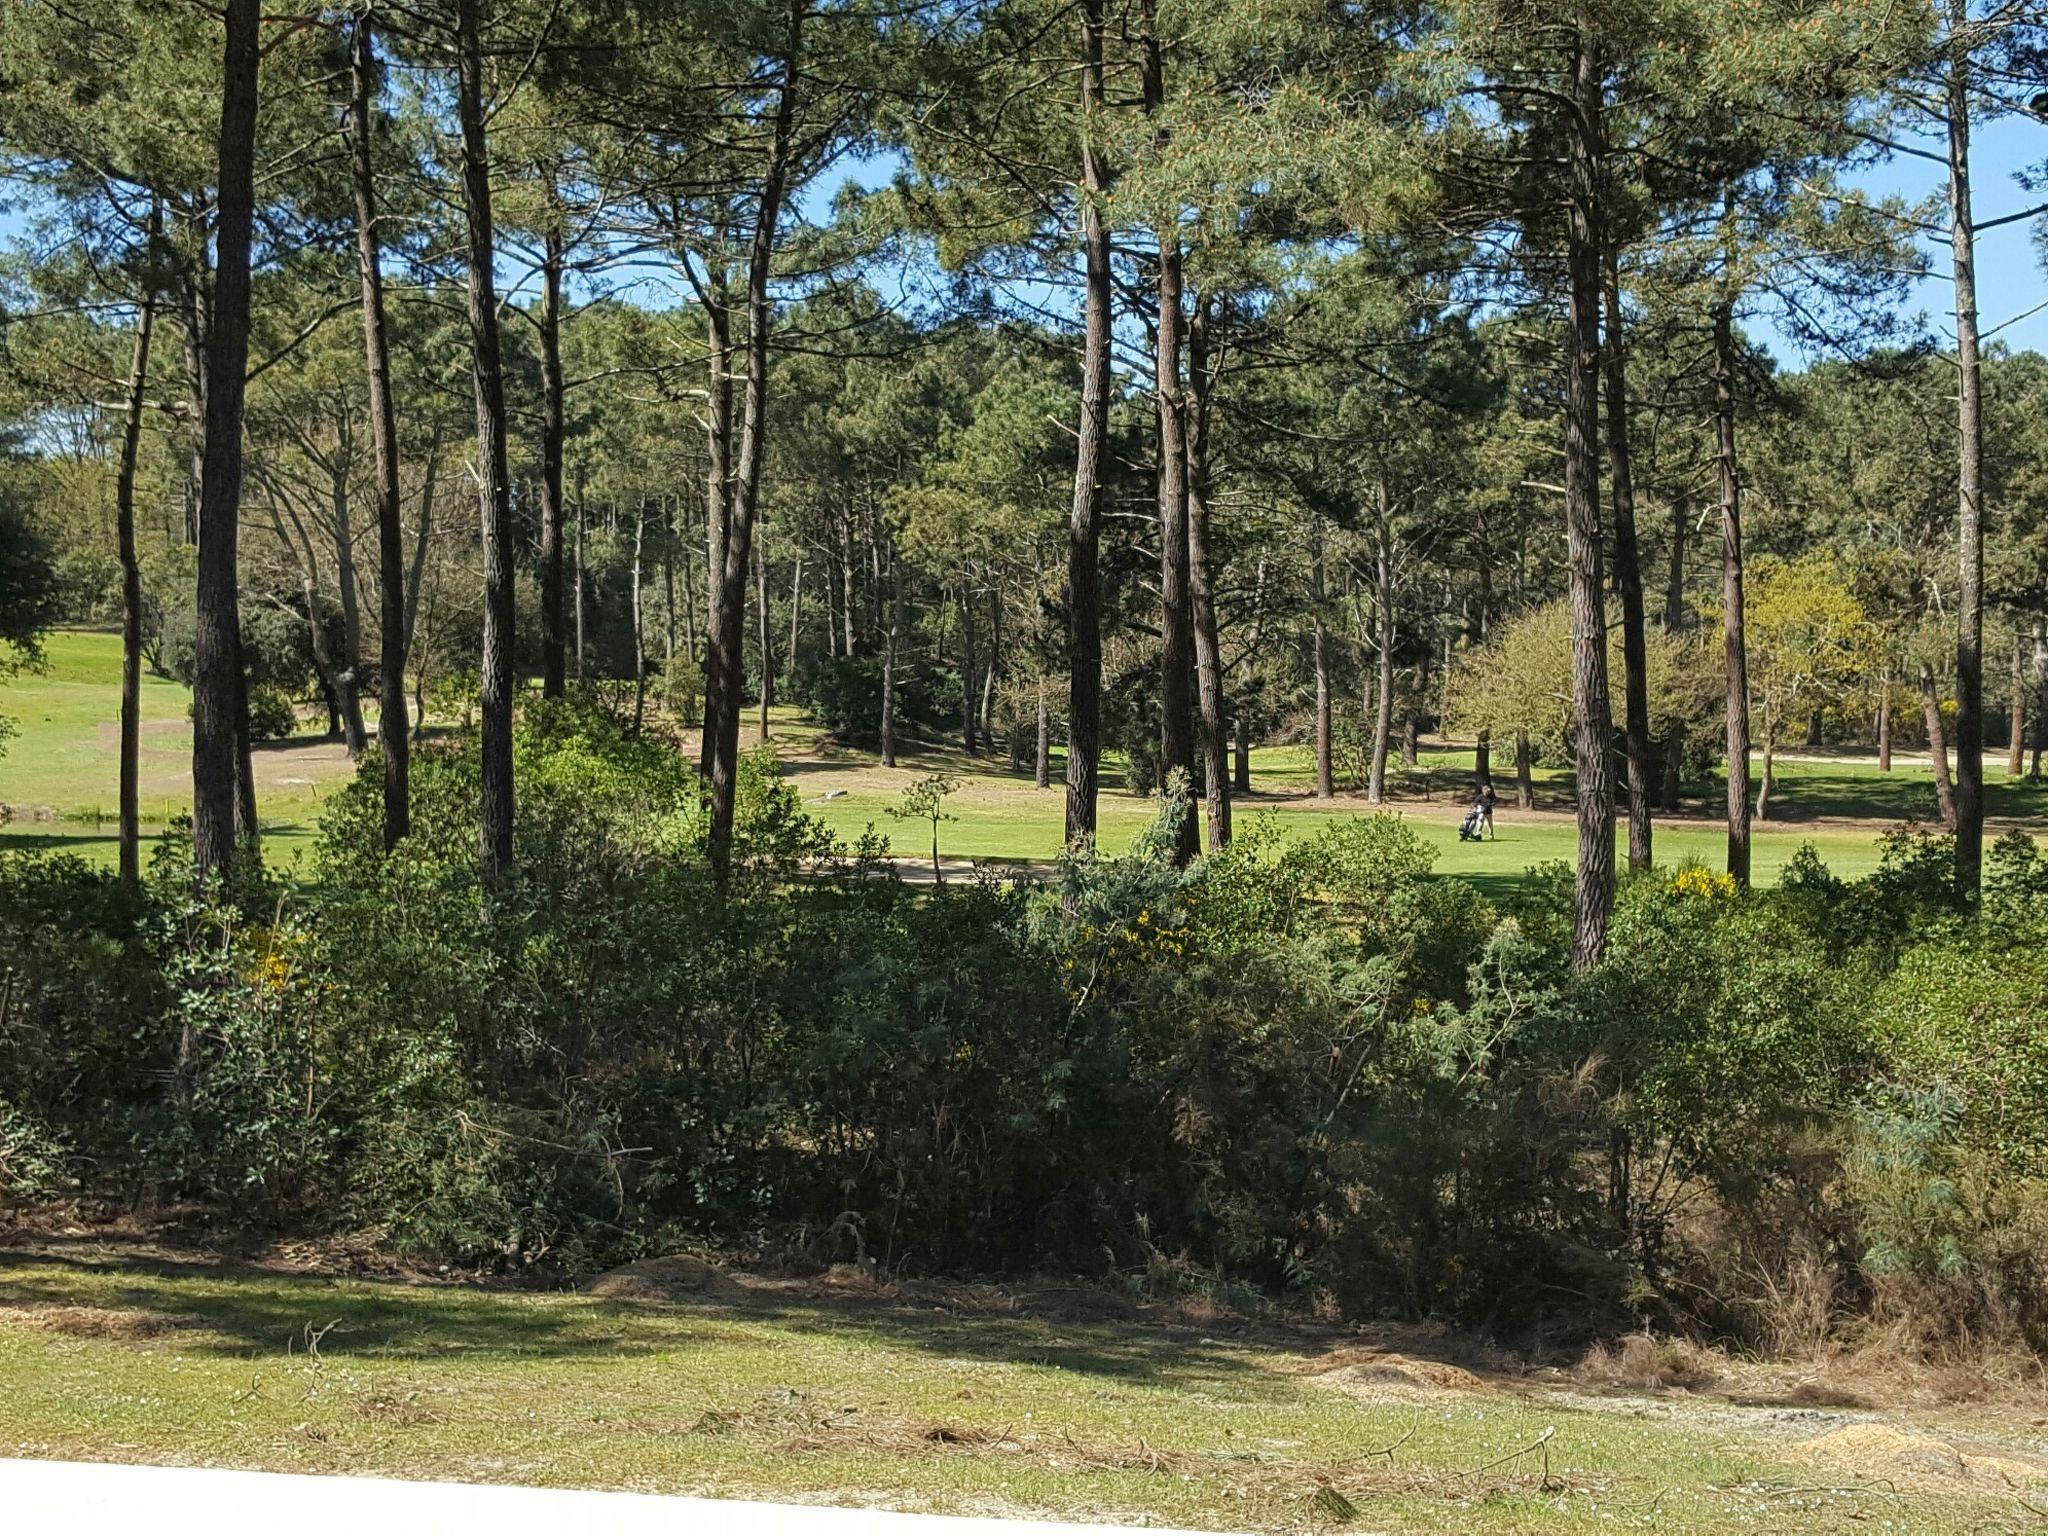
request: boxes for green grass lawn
[0,1248,2022,1533]
[7,629,2043,889]
[0,631,357,869]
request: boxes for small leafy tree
[890,772,959,884]
[1726,556,1879,819]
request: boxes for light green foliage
[1729,554,1880,752]
[1444,599,1702,763]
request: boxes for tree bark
[2009,627,2025,777]
[1564,22,1614,969]
[1367,497,1395,803]
[980,587,1000,746]
[2032,619,2046,780]
[1756,715,1777,821]
[572,473,587,679]
[1233,719,1250,794]
[456,0,516,882]
[787,555,802,683]
[1714,299,1751,889]
[1187,296,1230,849]
[538,223,568,698]
[1878,668,1893,771]
[707,0,801,876]
[699,261,733,774]
[115,231,157,888]
[1064,0,1111,849]
[1947,0,1984,898]
[756,538,773,741]
[1920,661,1958,829]
[1603,251,1653,871]
[630,500,647,734]
[1311,518,1334,799]
[349,9,410,847]
[959,585,978,753]
[326,458,370,757]
[881,541,899,767]
[1035,678,1050,788]
[1515,728,1535,810]
[1142,0,1198,865]
[192,0,262,885]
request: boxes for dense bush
[4,704,2047,1353]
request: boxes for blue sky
[1774,110,2046,361]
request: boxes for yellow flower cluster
[1668,867,1738,902]
[242,927,305,994]
[1122,907,1190,959]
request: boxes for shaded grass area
[0,1249,2006,1533]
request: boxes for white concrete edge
[0,1457,1242,1536]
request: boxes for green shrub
[9,713,2048,1355]
[247,686,297,742]
[798,656,958,741]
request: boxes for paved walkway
[1,1458,1232,1536]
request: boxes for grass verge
[0,1247,2034,1533]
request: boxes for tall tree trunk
[881,541,899,767]
[457,0,515,882]
[824,537,839,660]
[1312,518,1334,799]
[1564,23,1614,969]
[1603,251,1653,871]
[1947,2,1984,898]
[349,10,409,847]
[787,556,802,683]
[538,223,568,698]
[630,500,647,733]
[2009,627,2025,776]
[663,508,677,663]
[757,539,773,741]
[115,237,157,888]
[960,585,978,753]
[328,464,370,757]
[403,444,437,661]
[842,519,858,658]
[699,267,733,774]
[1233,718,1250,794]
[1187,296,1229,849]
[1035,678,1050,788]
[1064,0,1111,848]
[1664,492,1687,634]
[980,587,1000,744]
[707,0,801,877]
[573,476,587,679]
[1714,299,1751,889]
[1515,729,1535,810]
[1920,661,1958,829]
[192,0,261,885]
[1367,496,1395,803]
[1476,729,1492,791]
[2032,619,2046,780]
[1756,714,1777,820]
[1142,0,1197,865]
[1878,667,1893,771]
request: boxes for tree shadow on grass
[0,1244,1269,1390]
